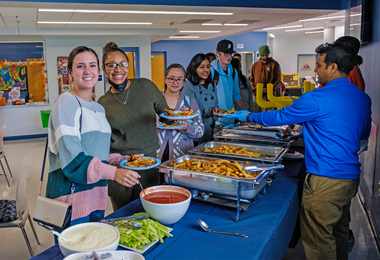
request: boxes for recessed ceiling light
[269,34,275,37]
[169,36,200,38]
[262,25,302,30]
[202,23,248,26]
[38,8,233,15]
[37,21,152,25]
[305,31,324,34]
[299,13,360,22]
[285,27,324,32]
[179,31,220,33]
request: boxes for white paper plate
[118,227,173,254]
[159,111,199,120]
[63,250,145,260]
[214,112,235,117]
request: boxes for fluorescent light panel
[285,27,323,32]
[179,31,220,33]
[262,25,302,30]
[202,23,248,26]
[38,8,233,15]
[305,31,324,34]
[38,21,152,25]
[299,13,361,22]
[169,36,200,38]
[269,34,275,37]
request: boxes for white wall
[0,37,152,138]
[271,37,324,74]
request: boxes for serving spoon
[36,222,71,241]
[244,164,285,172]
[197,219,248,238]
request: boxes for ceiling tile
[70,12,107,22]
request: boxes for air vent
[182,19,213,24]
[234,20,262,24]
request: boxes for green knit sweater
[98,78,169,155]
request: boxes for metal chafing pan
[188,141,288,164]
[214,128,292,147]
[158,155,270,200]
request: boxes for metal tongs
[244,164,285,172]
[101,213,150,229]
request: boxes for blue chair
[0,157,40,257]
[0,125,13,187]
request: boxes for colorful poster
[57,56,71,94]
[0,65,27,90]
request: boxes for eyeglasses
[220,52,233,57]
[105,61,129,70]
[166,77,185,83]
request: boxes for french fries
[203,145,266,158]
[172,159,260,179]
[162,123,181,127]
[164,109,194,117]
[216,108,235,114]
[125,155,156,167]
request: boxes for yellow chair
[255,83,283,110]
[266,83,298,109]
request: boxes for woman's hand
[176,121,189,132]
[114,168,140,187]
[212,107,222,117]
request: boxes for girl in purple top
[156,64,204,163]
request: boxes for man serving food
[226,41,372,260]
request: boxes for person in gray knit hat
[250,45,282,111]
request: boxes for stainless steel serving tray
[159,155,270,200]
[214,128,292,147]
[188,141,288,164]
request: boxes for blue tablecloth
[31,169,300,260]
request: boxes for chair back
[16,157,33,221]
[0,125,6,153]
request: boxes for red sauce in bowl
[144,191,188,204]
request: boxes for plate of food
[214,108,235,117]
[156,123,184,130]
[159,109,199,120]
[120,154,161,170]
[116,215,173,254]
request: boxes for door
[151,53,166,91]
[125,52,136,79]
[298,55,317,85]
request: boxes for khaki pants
[300,174,359,260]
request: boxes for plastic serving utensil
[244,164,285,172]
[101,212,150,224]
[197,219,248,238]
[103,221,142,229]
[36,222,71,241]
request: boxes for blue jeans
[54,210,105,244]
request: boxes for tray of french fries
[159,155,270,200]
[188,141,288,164]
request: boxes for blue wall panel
[151,32,267,69]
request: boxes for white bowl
[63,250,145,260]
[59,222,120,257]
[140,185,191,225]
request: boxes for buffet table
[31,159,302,260]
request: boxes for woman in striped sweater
[46,46,140,225]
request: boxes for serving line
[30,159,303,260]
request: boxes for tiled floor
[0,138,379,260]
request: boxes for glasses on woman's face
[105,61,129,70]
[166,77,184,83]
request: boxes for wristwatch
[246,113,251,122]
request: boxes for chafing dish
[159,155,271,221]
[188,141,288,164]
[214,128,293,147]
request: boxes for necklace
[112,87,130,105]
